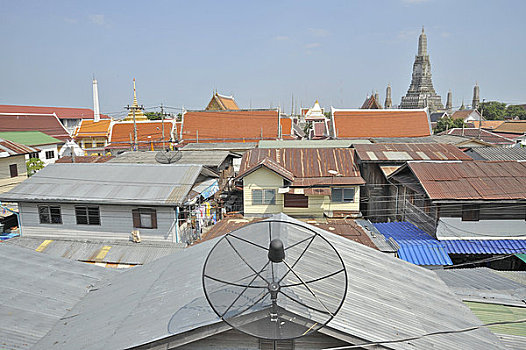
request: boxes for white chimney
[93,78,100,122]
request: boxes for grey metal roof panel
[355,219,398,253]
[435,268,526,306]
[109,150,235,167]
[0,163,203,206]
[4,237,185,265]
[35,214,504,350]
[0,244,118,350]
[468,147,526,161]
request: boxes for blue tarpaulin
[441,239,526,255]
[374,222,453,266]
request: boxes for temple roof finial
[422,25,425,34]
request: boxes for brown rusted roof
[0,113,71,141]
[237,157,294,181]
[0,105,110,120]
[0,138,39,155]
[308,219,379,250]
[195,215,378,250]
[332,109,431,138]
[408,161,526,200]
[451,109,481,121]
[444,128,514,145]
[238,148,365,186]
[55,155,114,163]
[492,121,526,134]
[354,143,472,162]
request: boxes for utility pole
[125,104,144,151]
[478,98,485,140]
[160,104,171,150]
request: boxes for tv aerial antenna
[154,149,182,164]
[202,220,347,345]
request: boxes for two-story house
[0,139,38,193]
[236,148,365,218]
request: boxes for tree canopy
[433,117,465,134]
[26,158,45,176]
[477,101,526,120]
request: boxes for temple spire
[418,26,427,56]
[472,83,480,110]
[384,84,392,109]
[446,90,452,113]
[92,77,100,123]
[124,78,147,121]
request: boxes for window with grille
[75,206,101,225]
[252,189,276,205]
[331,187,355,202]
[38,205,62,224]
[132,208,157,229]
[45,150,55,159]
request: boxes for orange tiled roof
[216,94,239,110]
[332,109,431,138]
[0,105,110,120]
[109,121,175,149]
[75,120,112,138]
[182,109,286,143]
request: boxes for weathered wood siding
[19,202,176,241]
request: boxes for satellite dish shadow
[167,295,219,334]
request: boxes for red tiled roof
[0,105,110,120]
[182,109,283,143]
[238,148,364,186]
[444,128,514,145]
[0,138,39,155]
[55,155,114,163]
[451,109,481,121]
[354,143,472,162]
[408,161,526,200]
[0,114,70,141]
[332,109,431,138]
[75,120,112,138]
[216,94,239,110]
[108,121,175,150]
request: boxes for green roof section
[464,301,526,337]
[0,131,63,146]
[516,253,526,263]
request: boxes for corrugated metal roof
[0,244,118,350]
[238,148,364,186]
[0,131,62,146]
[355,143,471,162]
[0,163,204,206]
[408,161,526,200]
[374,221,453,265]
[0,113,71,141]
[435,267,526,306]
[108,150,235,167]
[181,142,257,152]
[493,121,526,134]
[354,219,398,253]
[464,302,526,337]
[445,128,514,145]
[0,138,39,156]
[467,147,526,161]
[258,139,371,148]
[34,213,504,350]
[442,239,526,255]
[4,237,185,265]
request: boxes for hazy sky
[1,0,525,118]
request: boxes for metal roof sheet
[0,138,39,156]
[442,239,526,255]
[35,214,503,350]
[355,143,471,162]
[374,221,453,265]
[0,244,118,350]
[0,163,203,206]
[464,302,526,338]
[108,150,234,167]
[0,131,62,146]
[257,139,371,148]
[409,161,526,200]
[467,147,526,161]
[4,237,185,265]
[181,142,257,152]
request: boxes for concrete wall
[437,217,526,239]
[26,144,59,166]
[19,202,177,242]
[243,167,360,218]
[0,155,28,193]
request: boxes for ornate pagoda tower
[124,78,147,121]
[400,27,444,112]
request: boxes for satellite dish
[155,149,182,164]
[202,220,347,341]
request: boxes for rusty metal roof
[355,143,472,162]
[0,138,39,156]
[238,148,364,186]
[408,161,526,200]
